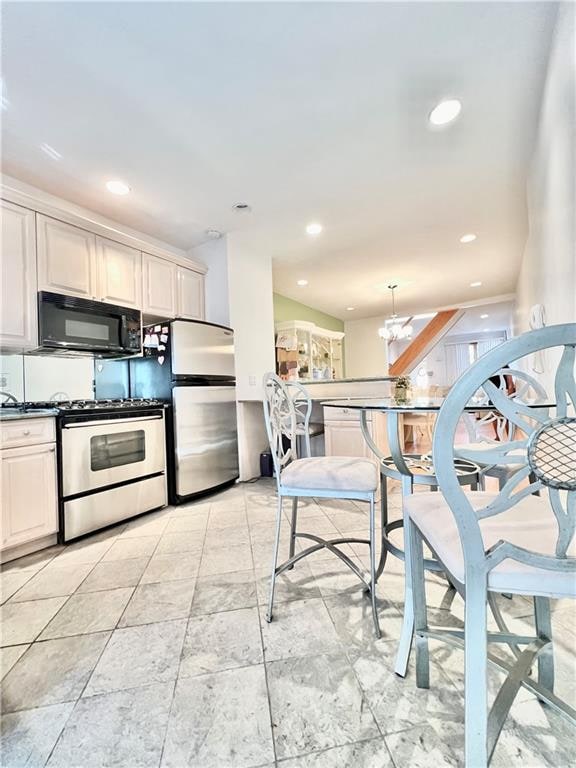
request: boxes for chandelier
[378,284,413,341]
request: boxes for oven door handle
[62,415,163,428]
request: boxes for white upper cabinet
[0,201,38,350]
[97,237,142,309]
[142,253,177,318]
[37,214,97,299]
[176,266,205,320]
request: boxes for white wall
[344,316,389,377]
[515,4,576,390]
[191,234,276,479]
[190,238,230,327]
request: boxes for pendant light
[378,284,413,341]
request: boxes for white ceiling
[1,2,557,319]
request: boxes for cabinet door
[0,201,37,349]
[324,419,376,462]
[1,443,58,550]
[37,214,97,298]
[97,237,142,309]
[176,267,204,320]
[142,253,177,318]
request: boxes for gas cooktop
[2,398,168,414]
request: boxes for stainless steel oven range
[36,399,169,542]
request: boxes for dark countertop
[0,408,59,421]
[299,376,397,384]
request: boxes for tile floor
[0,479,575,767]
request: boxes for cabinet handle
[23,429,31,435]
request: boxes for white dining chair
[456,367,549,490]
[262,373,382,635]
[404,324,575,766]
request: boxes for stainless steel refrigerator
[130,320,239,503]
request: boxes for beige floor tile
[38,588,134,640]
[1,597,67,646]
[119,579,196,627]
[180,607,263,677]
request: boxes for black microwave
[37,292,142,357]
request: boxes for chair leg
[409,520,430,689]
[394,474,415,677]
[287,496,298,571]
[266,495,284,623]
[534,596,555,693]
[464,574,489,767]
[375,473,388,581]
[369,494,381,639]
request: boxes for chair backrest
[433,324,576,578]
[462,367,549,443]
[285,380,313,457]
[262,373,298,488]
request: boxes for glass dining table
[321,395,553,676]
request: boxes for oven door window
[90,430,146,471]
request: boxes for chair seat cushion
[280,457,378,493]
[406,491,576,598]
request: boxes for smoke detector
[232,203,252,213]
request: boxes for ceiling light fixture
[297,279,308,286]
[205,229,223,239]
[480,313,489,319]
[429,98,462,126]
[232,202,252,213]
[346,307,355,311]
[470,281,482,288]
[378,285,413,341]
[40,143,62,161]
[306,222,323,236]
[106,180,130,195]
[460,233,477,243]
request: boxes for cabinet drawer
[0,418,56,449]
[323,406,372,422]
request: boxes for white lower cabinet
[323,407,398,460]
[324,416,377,462]
[1,422,58,554]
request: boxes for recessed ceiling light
[346,307,355,311]
[205,229,223,240]
[306,222,323,236]
[480,313,489,319]
[297,279,308,286]
[40,143,62,161]
[483,328,490,332]
[429,99,462,126]
[460,233,477,243]
[232,202,252,213]
[106,180,130,195]
[470,281,482,288]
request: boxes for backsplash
[0,354,94,403]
